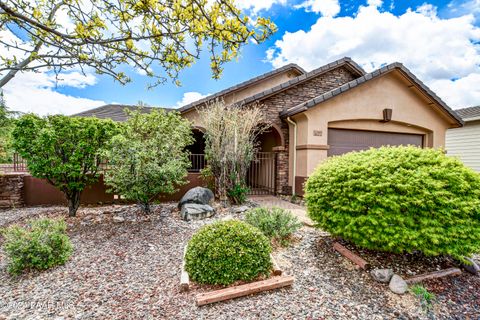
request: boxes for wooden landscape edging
[180,245,189,292]
[196,275,294,306]
[333,242,370,270]
[271,254,282,276]
[405,268,462,284]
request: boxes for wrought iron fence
[188,154,206,172]
[1,153,207,174]
[247,152,276,195]
[0,153,27,173]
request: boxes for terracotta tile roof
[280,62,464,126]
[72,104,173,122]
[178,63,306,113]
[455,106,480,121]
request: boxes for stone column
[273,146,289,195]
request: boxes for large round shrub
[305,146,480,260]
[185,220,272,285]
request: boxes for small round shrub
[185,220,272,285]
[305,146,480,261]
[2,218,73,275]
[245,207,302,245]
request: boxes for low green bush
[185,220,272,285]
[245,207,302,245]
[305,146,480,261]
[227,183,249,205]
[2,218,73,275]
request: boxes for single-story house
[446,106,480,172]
[76,57,463,195]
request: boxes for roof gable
[280,63,463,127]
[178,63,305,113]
[235,57,366,107]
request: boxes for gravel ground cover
[0,204,478,319]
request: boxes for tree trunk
[67,192,81,217]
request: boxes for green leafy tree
[305,146,480,262]
[12,114,118,216]
[104,109,193,213]
[0,0,276,88]
[0,91,17,163]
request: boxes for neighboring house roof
[234,57,366,107]
[455,106,480,122]
[73,104,173,122]
[280,62,464,126]
[178,63,306,113]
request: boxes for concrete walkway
[248,195,314,226]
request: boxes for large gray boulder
[178,187,214,209]
[389,274,408,295]
[181,203,215,221]
[371,268,394,283]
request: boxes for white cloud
[430,73,480,108]
[367,0,383,7]
[2,72,105,116]
[174,91,210,108]
[236,0,287,14]
[0,28,105,116]
[267,2,480,108]
[295,0,341,17]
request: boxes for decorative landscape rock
[371,268,394,283]
[462,257,480,275]
[113,216,125,223]
[389,274,408,295]
[180,203,215,221]
[232,205,250,214]
[178,187,214,209]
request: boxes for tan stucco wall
[292,70,454,178]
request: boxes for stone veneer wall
[0,173,24,208]
[250,66,358,194]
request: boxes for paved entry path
[248,195,314,226]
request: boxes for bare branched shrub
[198,100,270,204]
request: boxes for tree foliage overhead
[0,0,277,88]
[103,109,193,213]
[12,114,118,216]
[305,146,480,261]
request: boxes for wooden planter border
[196,275,294,306]
[180,248,290,305]
[333,242,370,270]
[405,267,462,284]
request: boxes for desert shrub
[305,146,480,261]
[227,183,249,205]
[2,218,73,275]
[199,166,215,191]
[185,220,272,285]
[198,100,270,204]
[104,109,193,213]
[245,207,302,245]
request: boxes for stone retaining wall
[0,173,24,208]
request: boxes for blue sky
[2,0,479,114]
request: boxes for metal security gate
[247,152,276,195]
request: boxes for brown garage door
[328,128,424,156]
